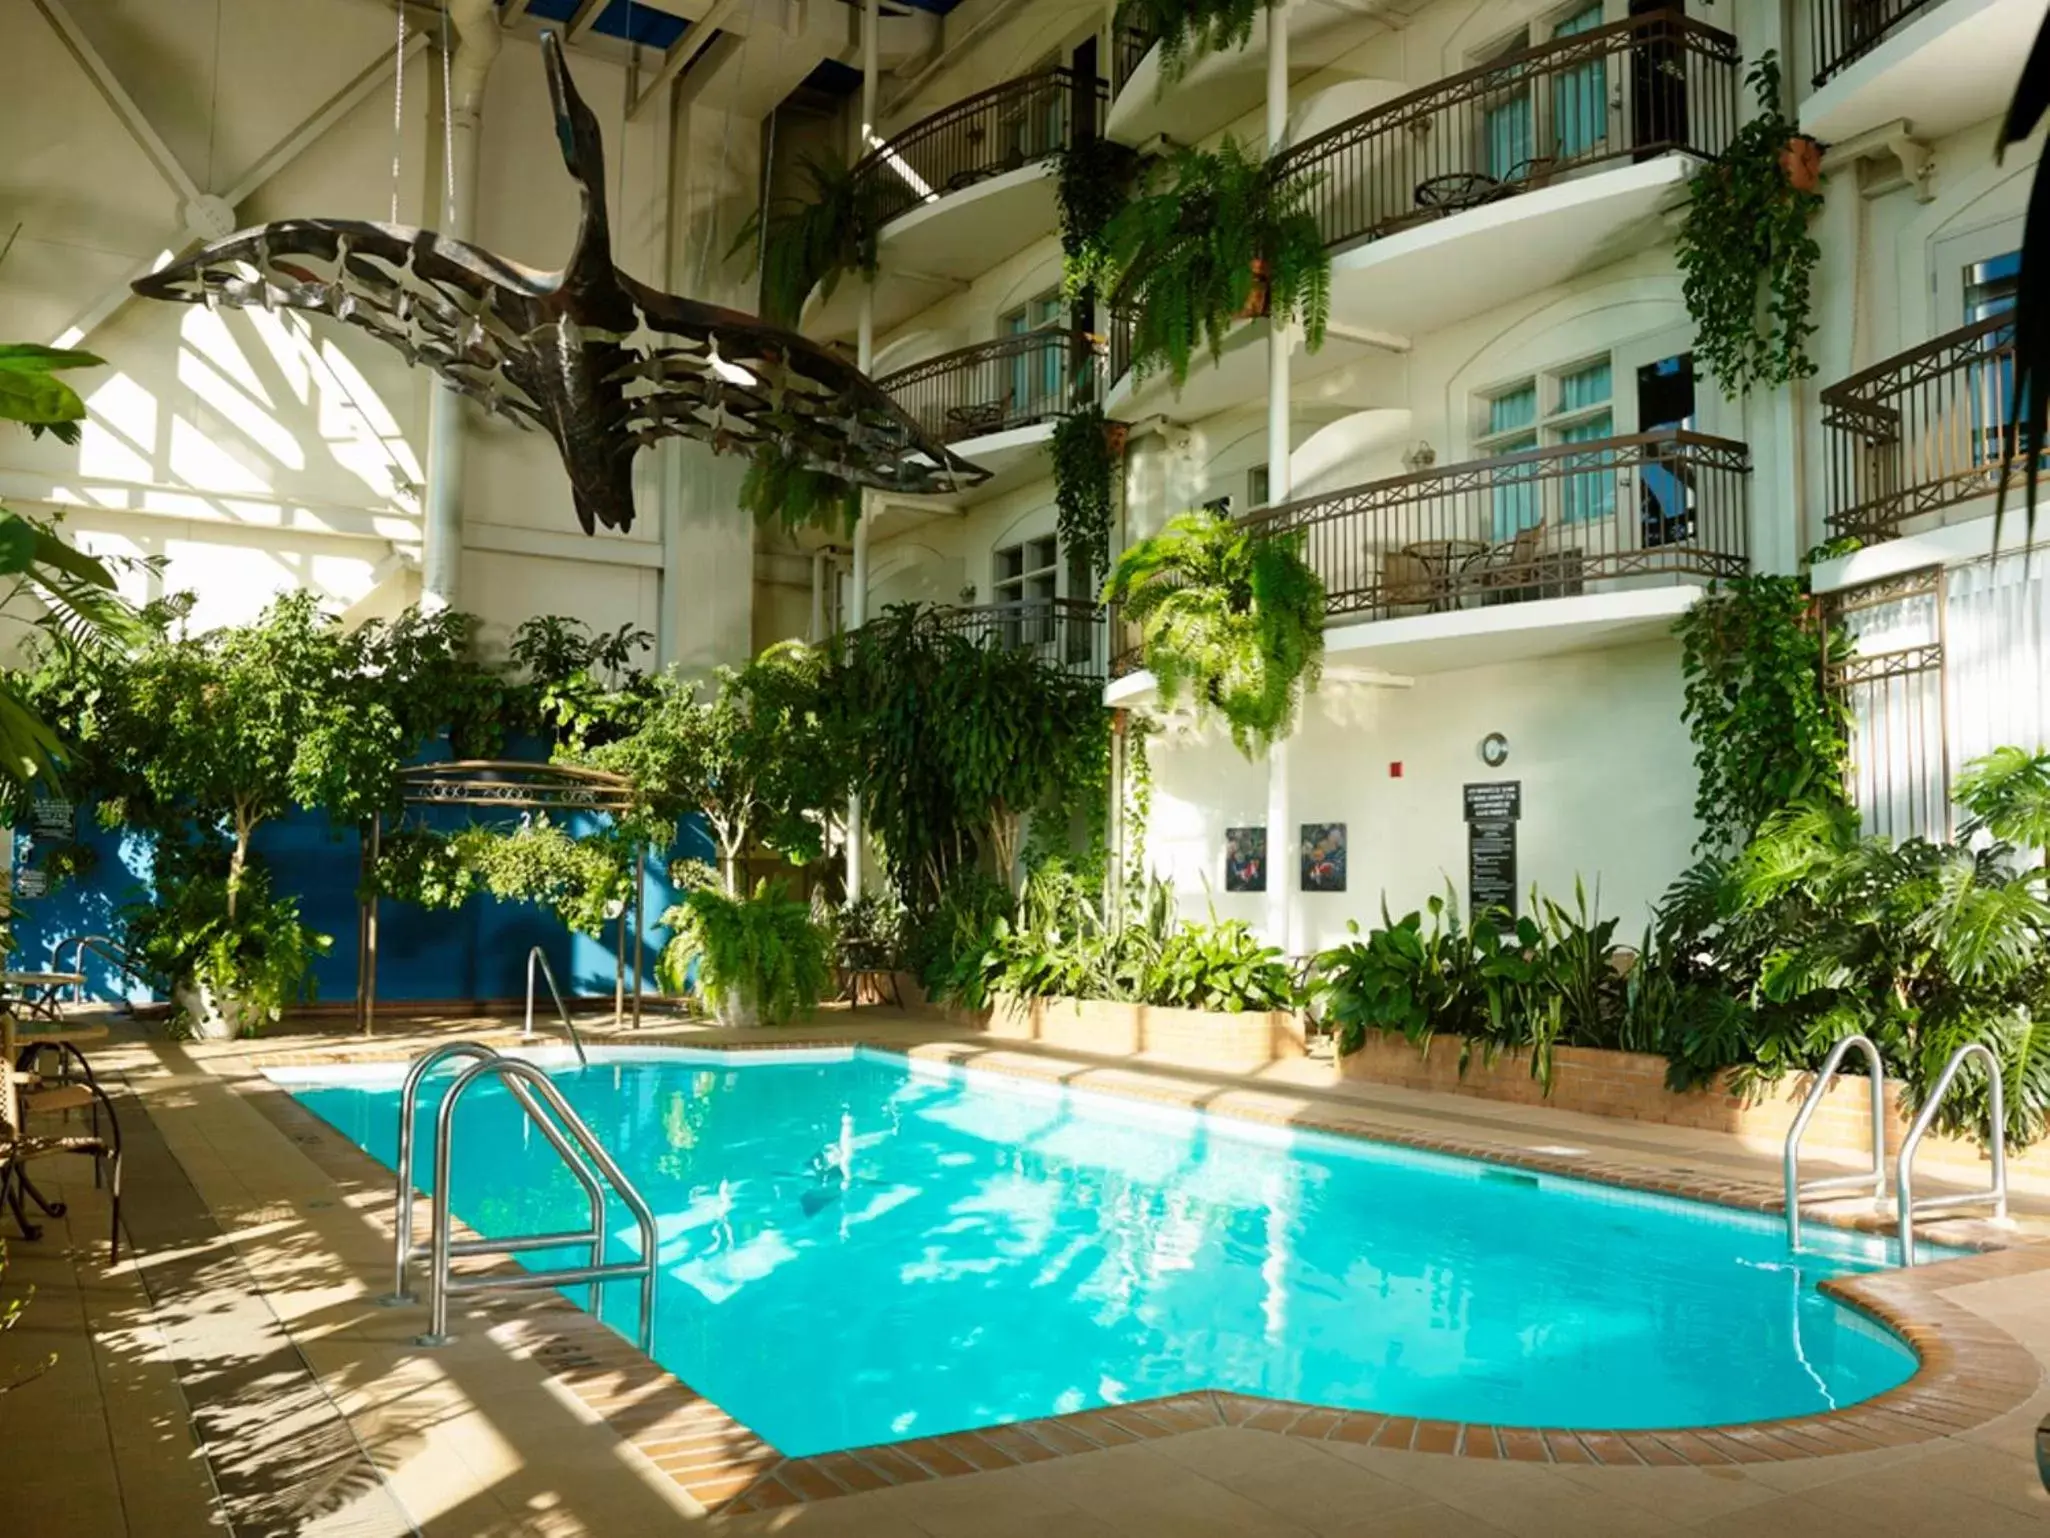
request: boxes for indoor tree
[1104,508,1325,756]
[1100,137,1329,387]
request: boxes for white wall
[1147,640,1699,948]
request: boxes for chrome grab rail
[1782,1033,1886,1252]
[1896,1042,2008,1266]
[54,935,135,1005]
[384,1041,510,1305]
[525,947,587,1066]
[419,1055,657,1350]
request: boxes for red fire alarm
[1389,761,1403,778]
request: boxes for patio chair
[1380,549,1438,611]
[1,1011,121,1261]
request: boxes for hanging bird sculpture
[131,32,985,534]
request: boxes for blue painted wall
[14,746,713,1010]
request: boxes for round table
[1400,538,1490,609]
[2,971,87,1022]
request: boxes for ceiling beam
[568,0,611,42]
[629,0,747,119]
[31,0,203,206]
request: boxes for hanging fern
[1053,406,1117,582]
[658,881,834,1024]
[729,151,877,327]
[1054,137,1141,299]
[1675,52,1824,398]
[1103,509,1325,756]
[1116,0,1263,88]
[1102,138,1329,388]
[740,443,861,536]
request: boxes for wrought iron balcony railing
[876,329,1099,446]
[856,68,1108,230]
[928,597,1111,680]
[1112,18,1162,95]
[1810,0,1941,87]
[1276,10,1739,255]
[1819,314,2027,541]
[1111,431,1749,675]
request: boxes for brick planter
[986,993,1308,1075]
[1337,1031,2027,1180]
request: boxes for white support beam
[0,470,419,544]
[49,36,427,350]
[32,0,203,206]
[568,0,612,43]
[463,519,665,569]
[630,0,749,120]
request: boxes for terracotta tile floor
[3,1008,2049,1536]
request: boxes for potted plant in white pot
[658,878,832,1027]
[124,852,327,1040]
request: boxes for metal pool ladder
[1783,1033,1887,1252]
[525,946,587,1066]
[382,1042,657,1350]
[1896,1042,2007,1266]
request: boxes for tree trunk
[228,805,254,922]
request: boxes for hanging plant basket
[1779,133,1823,194]
[1238,258,1272,320]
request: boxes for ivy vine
[1053,406,1118,583]
[1675,51,1824,397]
[1054,137,1140,300]
[1673,573,1851,852]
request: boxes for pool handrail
[524,946,587,1066]
[420,1054,658,1352]
[1896,1041,2007,1265]
[53,934,137,1006]
[1782,1033,1886,1252]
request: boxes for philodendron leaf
[0,345,102,430]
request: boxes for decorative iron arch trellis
[358,760,647,1036]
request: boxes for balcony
[1286,10,1739,339]
[929,597,1112,681]
[876,329,1097,496]
[1103,13,1739,408]
[1820,314,2026,543]
[806,69,1108,341]
[1110,429,1749,686]
[1802,0,2044,142]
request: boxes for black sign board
[29,798,76,840]
[1468,820,1518,920]
[1462,781,1521,823]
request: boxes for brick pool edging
[214,1032,2050,1518]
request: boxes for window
[1248,464,1271,510]
[1001,291,1065,419]
[993,534,1060,647]
[1636,353,1696,547]
[1966,250,2021,469]
[1475,4,1611,185]
[1476,356,1615,539]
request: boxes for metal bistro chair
[1,1010,121,1260]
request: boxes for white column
[421,0,500,611]
[847,1,881,901]
[1263,0,1294,956]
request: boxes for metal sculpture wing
[131,32,985,534]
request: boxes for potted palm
[1101,138,1330,388]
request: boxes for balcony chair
[1380,549,1440,612]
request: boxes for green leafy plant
[658,881,832,1025]
[1054,136,1141,299]
[585,645,837,890]
[460,818,639,938]
[1675,52,1824,396]
[1053,406,1117,583]
[739,443,860,538]
[730,151,877,327]
[1674,573,1849,851]
[507,613,652,751]
[0,343,103,444]
[1104,509,1324,756]
[123,852,330,1036]
[1114,0,1262,87]
[1144,919,1296,1012]
[1101,137,1329,387]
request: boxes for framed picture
[1224,826,1267,892]
[1300,822,1347,893]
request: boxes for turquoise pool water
[279,1047,1923,1456]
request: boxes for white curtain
[1946,552,2050,775]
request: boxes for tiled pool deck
[8,1007,2050,1536]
